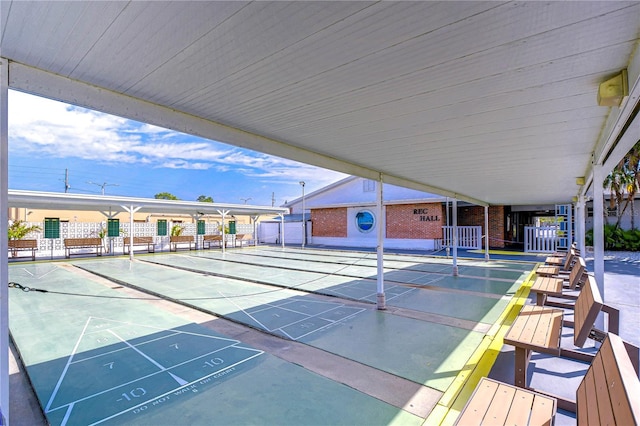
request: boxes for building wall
[311,208,347,237]
[386,203,444,239]
[457,205,506,248]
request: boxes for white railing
[441,226,482,249]
[524,226,557,253]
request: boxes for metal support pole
[445,197,450,257]
[576,195,586,257]
[376,175,386,309]
[0,56,10,424]
[592,165,606,330]
[125,205,141,261]
[452,198,459,276]
[300,181,306,248]
[280,213,285,248]
[217,210,229,254]
[484,205,490,261]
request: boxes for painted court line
[44,317,266,425]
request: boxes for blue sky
[8,90,347,206]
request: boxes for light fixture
[576,177,585,186]
[597,69,628,107]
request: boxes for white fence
[441,226,482,250]
[8,221,256,259]
[524,226,557,253]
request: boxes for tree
[197,195,214,203]
[155,192,179,200]
[8,220,41,240]
[603,140,640,229]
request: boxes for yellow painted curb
[422,268,538,425]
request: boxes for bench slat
[503,387,534,425]
[456,378,556,426]
[574,276,603,347]
[455,378,499,425]
[505,306,562,354]
[602,338,636,425]
[592,352,616,425]
[483,382,515,424]
[528,393,555,426]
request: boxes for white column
[123,205,141,261]
[300,181,306,248]
[452,198,459,276]
[484,205,490,261]
[592,165,606,305]
[217,210,229,254]
[376,175,386,309]
[576,195,586,256]
[0,57,10,423]
[280,213,285,248]
[251,215,259,247]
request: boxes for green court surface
[8,263,422,425]
[8,248,535,425]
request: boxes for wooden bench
[504,275,618,411]
[544,247,576,271]
[170,235,195,251]
[8,239,38,261]
[530,256,586,305]
[64,238,103,258]
[203,234,224,249]
[456,333,639,425]
[123,236,155,254]
[233,233,254,247]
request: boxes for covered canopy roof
[1,1,639,206]
[8,190,288,217]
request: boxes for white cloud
[8,90,347,191]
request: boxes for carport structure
[1,2,640,421]
[7,189,290,257]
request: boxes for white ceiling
[1,1,639,206]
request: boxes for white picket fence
[441,226,482,249]
[524,226,557,253]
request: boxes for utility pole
[87,181,119,195]
[64,169,70,193]
[272,192,275,207]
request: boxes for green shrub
[586,225,640,251]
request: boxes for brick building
[282,177,508,250]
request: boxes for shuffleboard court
[239,247,533,280]
[8,263,423,425]
[188,248,528,295]
[141,251,523,324]
[75,258,489,390]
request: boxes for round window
[355,210,375,233]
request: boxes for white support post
[592,165,606,322]
[0,56,10,424]
[217,210,229,254]
[191,212,204,250]
[280,213,285,248]
[445,198,450,257]
[122,205,141,261]
[376,175,386,310]
[452,198,459,276]
[251,215,259,247]
[576,195,586,257]
[484,205,490,261]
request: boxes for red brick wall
[386,203,444,239]
[311,208,347,237]
[457,205,506,248]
